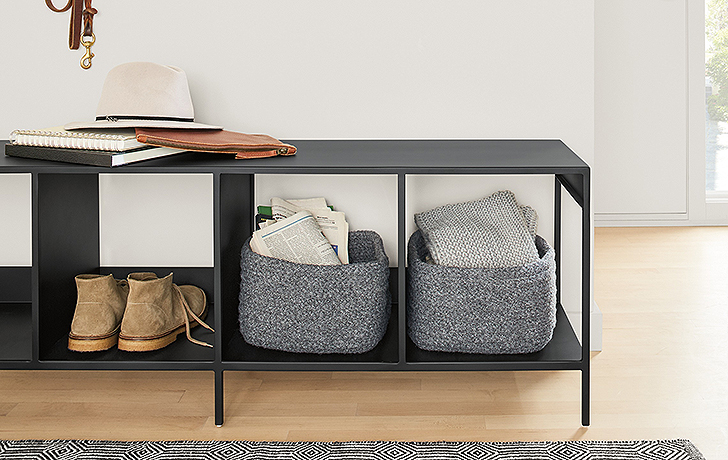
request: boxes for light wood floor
[1,227,726,458]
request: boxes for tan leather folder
[135,128,296,160]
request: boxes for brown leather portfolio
[135,128,296,160]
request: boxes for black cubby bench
[0,139,591,426]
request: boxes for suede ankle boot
[117,272,213,352]
[68,274,129,352]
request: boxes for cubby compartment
[35,173,215,362]
[40,267,215,362]
[403,174,583,367]
[220,173,400,364]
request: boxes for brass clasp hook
[80,33,95,69]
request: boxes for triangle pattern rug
[0,439,706,459]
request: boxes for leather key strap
[45,0,88,50]
[44,0,72,12]
[82,0,97,38]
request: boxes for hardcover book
[4,144,184,167]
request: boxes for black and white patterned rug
[0,439,706,459]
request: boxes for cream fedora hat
[65,62,222,130]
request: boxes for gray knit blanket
[414,190,538,268]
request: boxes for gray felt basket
[239,230,391,354]
[407,230,556,354]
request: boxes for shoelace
[173,284,214,348]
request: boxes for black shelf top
[0,139,589,174]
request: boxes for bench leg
[215,369,224,427]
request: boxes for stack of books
[4,127,184,167]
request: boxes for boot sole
[117,293,208,352]
[68,331,119,352]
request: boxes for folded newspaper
[250,211,342,265]
[270,197,349,264]
[250,197,350,265]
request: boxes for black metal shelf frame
[0,139,590,427]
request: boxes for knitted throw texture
[414,190,538,268]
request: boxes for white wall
[0,1,595,333]
[1,1,595,143]
[98,174,214,267]
[0,175,31,266]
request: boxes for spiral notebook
[10,126,144,152]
